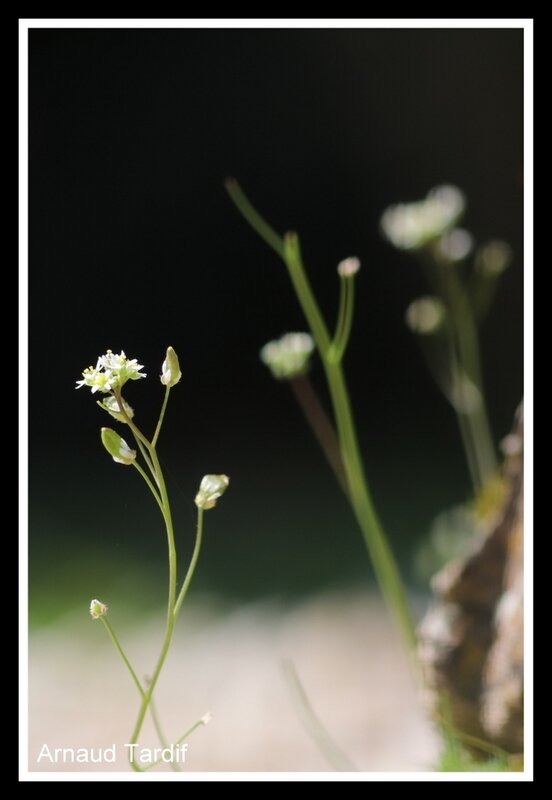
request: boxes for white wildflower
[381,185,466,250]
[260,332,315,380]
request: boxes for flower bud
[97,395,134,423]
[89,598,108,619]
[100,427,136,465]
[195,474,230,510]
[337,256,361,277]
[161,346,182,387]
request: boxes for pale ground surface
[29,591,439,773]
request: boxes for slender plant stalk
[289,375,348,496]
[226,180,416,652]
[111,386,206,771]
[100,616,145,697]
[282,659,358,771]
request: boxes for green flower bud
[89,598,108,619]
[100,427,136,465]
[195,474,230,510]
[97,395,134,423]
[161,346,182,387]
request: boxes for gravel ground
[28,591,439,773]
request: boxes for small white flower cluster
[381,185,465,251]
[76,350,146,394]
[260,332,315,380]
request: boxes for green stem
[100,616,145,698]
[284,233,415,651]
[225,178,285,258]
[132,461,164,516]
[135,437,156,481]
[99,615,179,769]
[227,182,415,653]
[328,274,356,363]
[289,375,349,497]
[152,386,171,449]
[127,442,178,771]
[282,659,357,771]
[149,692,181,772]
[174,508,204,617]
[140,716,210,772]
[438,264,497,485]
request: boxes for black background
[29,27,523,611]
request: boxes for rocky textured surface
[418,405,523,754]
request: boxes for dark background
[29,27,523,622]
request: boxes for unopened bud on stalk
[89,599,108,619]
[161,346,182,387]
[97,395,134,423]
[195,474,230,510]
[337,256,361,277]
[100,427,137,465]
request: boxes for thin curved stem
[175,508,204,617]
[99,616,144,698]
[227,182,416,653]
[152,385,170,449]
[282,659,357,771]
[225,178,285,258]
[132,461,164,516]
[328,274,356,364]
[140,716,210,772]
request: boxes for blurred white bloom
[337,256,361,277]
[405,296,446,335]
[381,185,466,250]
[477,240,512,276]
[195,474,230,511]
[160,346,182,387]
[200,712,213,725]
[100,427,137,465]
[449,372,482,415]
[89,599,108,620]
[435,228,474,263]
[260,332,315,380]
[97,394,134,423]
[76,350,146,393]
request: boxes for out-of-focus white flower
[405,296,447,335]
[476,240,512,276]
[435,228,474,263]
[200,712,213,725]
[449,372,482,415]
[160,346,182,387]
[337,256,361,278]
[260,332,315,380]
[76,350,146,393]
[97,395,134,423]
[194,474,230,510]
[89,598,108,619]
[100,427,137,465]
[381,185,466,250]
